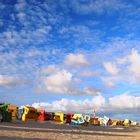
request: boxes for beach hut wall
[116,120,124,126]
[71,119,78,125]
[50,112,55,120]
[8,105,18,120]
[22,106,38,121]
[54,113,64,123]
[17,108,24,120]
[0,110,12,122]
[77,115,85,124]
[98,116,109,126]
[130,121,137,126]
[123,119,131,126]
[72,114,82,120]
[111,120,118,126]
[66,113,73,123]
[37,110,45,121]
[107,119,113,125]
[90,117,100,126]
[0,104,9,111]
[84,115,91,123]
[0,104,12,122]
[45,112,52,120]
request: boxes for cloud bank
[32,93,140,119]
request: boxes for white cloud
[42,70,73,94]
[32,93,140,114]
[0,75,25,87]
[80,70,99,77]
[38,66,100,96]
[103,62,120,75]
[32,95,105,113]
[109,94,140,109]
[64,53,88,67]
[102,48,140,86]
[83,87,100,96]
[102,76,120,87]
[127,49,140,77]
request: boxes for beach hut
[8,105,18,120]
[84,115,91,123]
[22,106,38,121]
[45,112,52,120]
[116,120,124,126]
[0,104,12,122]
[77,115,85,124]
[54,113,64,123]
[90,117,100,126]
[66,113,73,124]
[17,108,24,120]
[107,118,113,125]
[98,116,109,126]
[111,120,118,126]
[72,114,82,120]
[71,114,82,125]
[130,121,137,126]
[50,112,55,120]
[123,119,131,126]
[0,113,2,122]
[37,110,45,121]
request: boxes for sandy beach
[0,121,140,140]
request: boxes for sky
[0,0,140,121]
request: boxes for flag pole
[93,108,96,118]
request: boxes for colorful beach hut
[0,103,12,122]
[37,109,46,121]
[8,105,18,120]
[54,113,64,123]
[66,113,73,124]
[22,106,38,121]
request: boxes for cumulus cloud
[38,68,100,96]
[41,70,73,94]
[109,94,140,109]
[102,48,140,86]
[32,94,105,113]
[64,53,88,67]
[32,93,140,114]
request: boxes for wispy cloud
[68,0,130,15]
[0,75,27,87]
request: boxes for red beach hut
[66,113,73,123]
[37,110,45,121]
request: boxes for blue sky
[0,0,140,121]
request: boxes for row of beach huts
[0,103,139,126]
